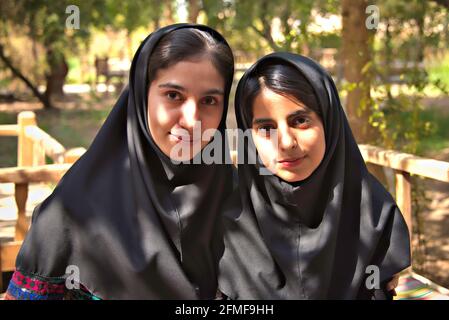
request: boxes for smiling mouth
[277,156,305,168]
[169,133,200,143]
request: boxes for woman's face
[147,59,225,162]
[251,88,326,182]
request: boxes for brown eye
[201,96,218,105]
[166,91,182,101]
[292,117,310,128]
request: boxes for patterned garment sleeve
[4,270,101,300]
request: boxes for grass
[428,53,449,92]
[0,108,111,168]
[414,109,449,156]
[35,109,110,148]
[0,113,19,167]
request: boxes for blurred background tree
[0,0,110,108]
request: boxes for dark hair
[147,28,234,88]
[241,59,322,124]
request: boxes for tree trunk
[251,0,281,51]
[384,20,393,101]
[341,0,376,144]
[164,2,175,24]
[0,43,53,109]
[44,49,68,106]
[341,0,387,184]
[126,31,133,63]
[415,2,427,65]
[188,0,201,23]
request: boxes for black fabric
[15,23,234,300]
[218,52,411,299]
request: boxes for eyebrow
[252,109,312,126]
[203,88,224,95]
[286,109,311,121]
[158,82,224,95]
[158,83,186,91]
[252,118,273,125]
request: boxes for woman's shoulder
[361,172,403,230]
[364,172,397,208]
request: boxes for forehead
[252,88,310,118]
[152,59,225,90]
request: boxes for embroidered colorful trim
[5,270,101,300]
[5,270,65,300]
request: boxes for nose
[179,98,200,130]
[278,124,297,151]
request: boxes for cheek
[305,128,326,164]
[252,133,278,164]
[148,99,177,134]
[200,107,224,130]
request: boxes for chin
[170,147,204,163]
[170,152,196,163]
[277,170,307,183]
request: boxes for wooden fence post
[17,111,45,167]
[395,170,413,270]
[14,183,29,241]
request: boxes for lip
[277,156,305,168]
[169,133,199,143]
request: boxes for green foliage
[1,0,108,51]
[370,0,448,155]
[309,32,341,49]
[370,92,433,154]
[103,0,164,33]
[201,0,321,52]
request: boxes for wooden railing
[0,111,86,166]
[358,144,449,256]
[358,145,449,294]
[0,111,85,291]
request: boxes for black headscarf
[218,52,411,299]
[15,23,234,299]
